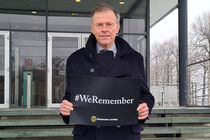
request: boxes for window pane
[48,16,91,32]
[188,61,209,106]
[123,19,145,34]
[52,36,78,103]
[11,32,46,107]
[0,0,46,30]
[122,35,146,59]
[150,37,179,107]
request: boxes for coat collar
[85,33,134,57]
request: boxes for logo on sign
[91,116,97,123]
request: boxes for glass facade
[123,19,145,33]
[48,16,91,32]
[0,0,46,30]
[0,14,46,30]
[0,0,148,108]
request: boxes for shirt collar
[96,43,117,56]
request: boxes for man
[60,3,154,140]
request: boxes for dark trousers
[73,125,142,140]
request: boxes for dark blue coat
[62,34,155,140]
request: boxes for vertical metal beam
[178,0,188,106]
[45,0,48,107]
[9,31,12,107]
[146,0,150,86]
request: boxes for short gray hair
[91,3,120,24]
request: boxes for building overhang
[150,0,178,27]
[0,0,178,28]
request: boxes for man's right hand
[60,100,74,116]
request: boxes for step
[0,119,66,126]
[0,126,210,138]
[142,127,210,134]
[142,138,210,140]
[146,117,210,124]
[0,128,74,138]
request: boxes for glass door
[10,32,46,107]
[0,31,9,108]
[47,33,89,107]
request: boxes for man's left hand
[137,103,149,120]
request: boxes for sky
[150,0,210,45]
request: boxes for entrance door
[47,33,89,107]
[0,31,9,108]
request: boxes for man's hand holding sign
[60,100,73,116]
[60,76,149,125]
[137,103,149,120]
[60,101,149,120]
[61,100,149,119]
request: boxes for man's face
[91,10,120,49]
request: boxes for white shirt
[96,43,117,57]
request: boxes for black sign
[69,75,141,126]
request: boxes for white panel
[47,33,53,108]
[0,31,9,108]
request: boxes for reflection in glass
[0,0,46,30]
[0,14,46,30]
[123,35,146,59]
[0,35,4,104]
[11,32,46,107]
[48,16,91,32]
[123,19,145,33]
[52,37,78,103]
